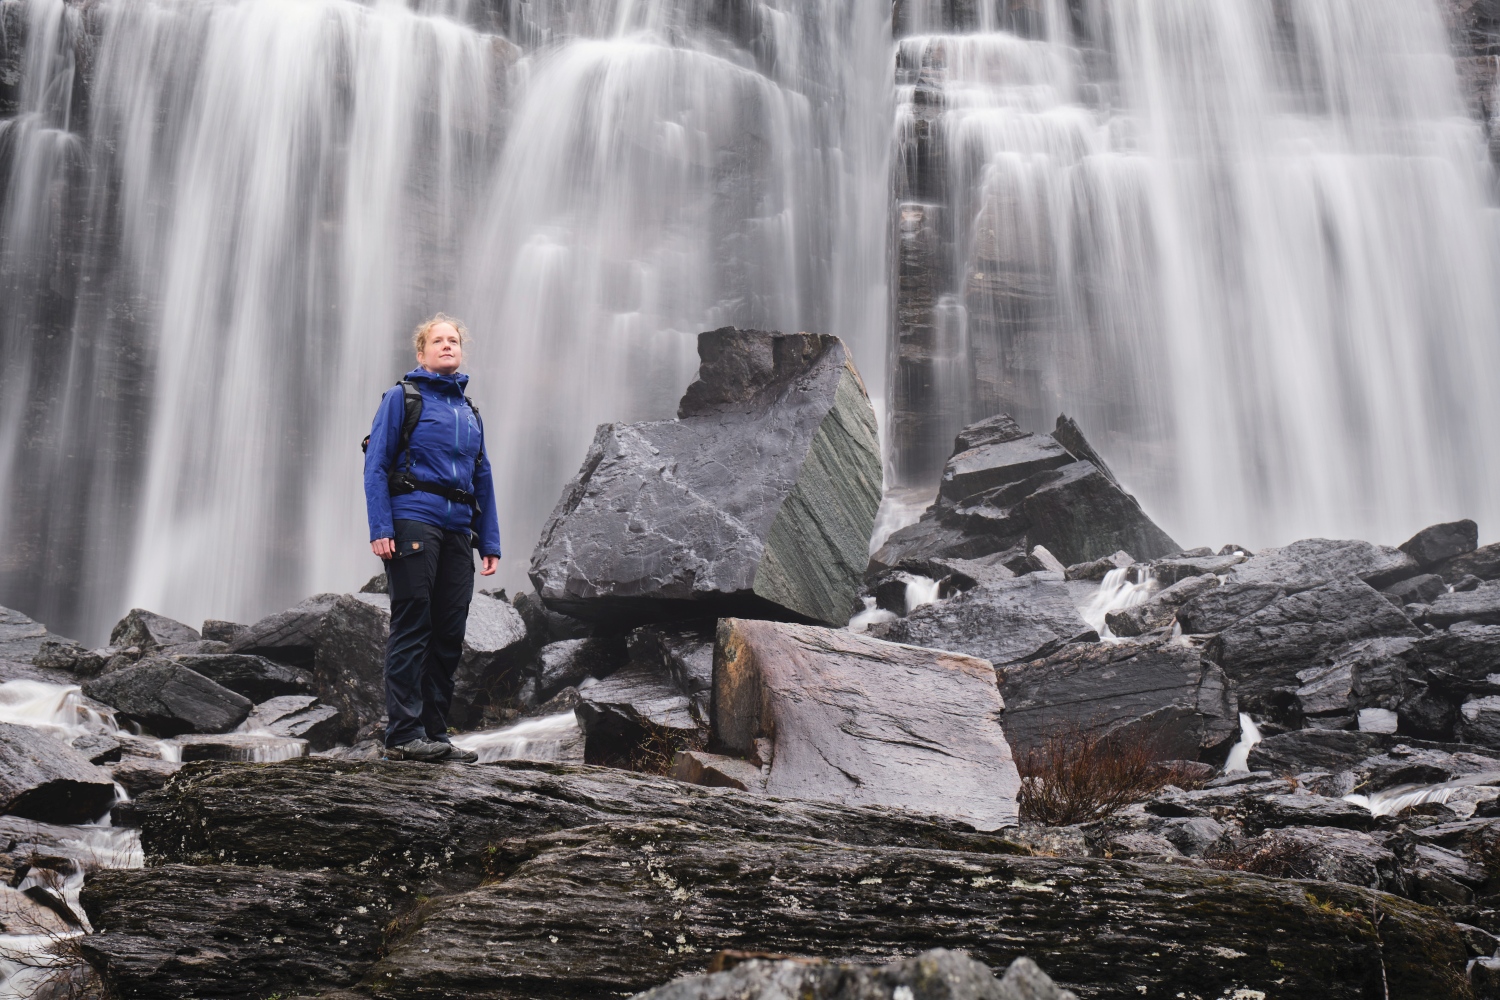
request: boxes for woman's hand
[481,555,499,576]
[372,538,395,560]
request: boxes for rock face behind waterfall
[530,329,882,627]
[871,414,1179,576]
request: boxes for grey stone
[1420,581,1500,628]
[873,459,1179,574]
[995,638,1239,762]
[939,433,1073,502]
[575,660,704,760]
[531,329,881,627]
[83,660,252,736]
[1157,815,1226,855]
[242,695,342,751]
[0,722,116,824]
[1106,572,1220,637]
[448,592,532,728]
[1174,582,1286,635]
[1064,550,1134,582]
[109,609,201,652]
[1460,696,1500,747]
[627,623,714,695]
[229,593,385,743]
[867,575,1096,667]
[1224,826,1400,892]
[1385,573,1449,606]
[1149,550,1248,586]
[0,605,71,664]
[1433,542,1500,585]
[109,758,181,798]
[70,733,123,765]
[1246,729,1500,780]
[527,637,627,706]
[1246,792,1377,832]
[167,653,314,702]
[1224,537,1421,592]
[200,620,248,645]
[1206,577,1420,717]
[668,750,765,793]
[714,617,1020,830]
[1400,520,1479,568]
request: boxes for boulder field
[2,330,1499,996]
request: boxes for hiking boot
[444,744,479,763]
[383,738,453,762]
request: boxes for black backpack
[361,379,483,508]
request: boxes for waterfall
[1,0,1496,640]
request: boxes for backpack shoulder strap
[397,380,424,474]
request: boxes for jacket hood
[405,367,469,393]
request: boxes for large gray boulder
[1206,576,1420,717]
[575,660,705,765]
[531,329,882,627]
[0,605,72,664]
[167,653,314,702]
[1224,538,1419,593]
[867,575,1096,666]
[1400,520,1479,569]
[83,660,252,736]
[632,950,1076,1000]
[109,609,202,653]
[0,722,117,823]
[871,414,1179,575]
[714,618,1020,829]
[1417,580,1500,629]
[995,639,1240,762]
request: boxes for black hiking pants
[384,518,473,747]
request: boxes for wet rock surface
[867,576,1096,667]
[0,722,116,823]
[714,618,1020,829]
[167,652,315,701]
[871,414,1179,575]
[531,329,882,627]
[995,639,1239,762]
[82,659,253,735]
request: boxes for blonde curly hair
[413,312,469,355]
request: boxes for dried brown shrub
[1016,722,1201,826]
[1204,834,1322,880]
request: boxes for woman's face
[418,323,463,374]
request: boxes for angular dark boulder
[633,950,1075,1000]
[1225,538,1420,593]
[714,618,1019,829]
[530,329,882,627]
[995,638,1239,762]
[575,660,705,765]
[1419,581,1500,629]
[448,592,532,728]
[873,458,1180,575]
[938,426,1073,502]
[867,576,1096,666]
[109,608,202,652]
[230,594,387,744]
[167,653,314,702]
[1174,582,1285,635]
[1246,729,1500,780]
[1386,573,1449,607]
[0,605,72,663]
[0,722,116,823]
[109,757,181,798]
[82,660,252,736]
[366,820,1467,1000]
[1433,542,1500,585]
[524,637,627,706]
[241,695,342,750]
[626,624,714,700]
[1206,576,1420,717]
[1401,520,1480,569]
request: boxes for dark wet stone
[1174,582,1285,635]
[1386,573,1450,607]
[1433,543,1500,586]
[1401,520,1480,569]
[525,637,627,706]
[109,609,201,652]
[867,576,1096,667]
[0,605,72,664]
[0,722,116,824]
[109,757,181,798]
[82,660,252,736]
[531,329,881,628]
[1206,577,1420,717]
[1420,582,1500,629]
[1224,538,1420,593]
[167,653,314,702]
[995,638,1239,762]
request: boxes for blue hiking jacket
[364,368,502,558]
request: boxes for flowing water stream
[1,0,1497,644]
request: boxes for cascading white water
[893,0,1500,552]
[1,0,1498,639]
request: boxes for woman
[364,313,501,762]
